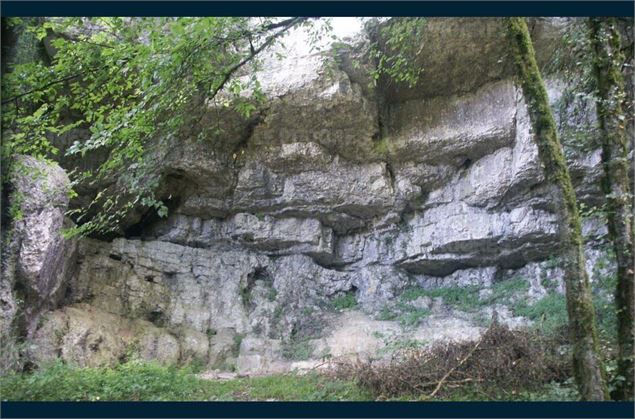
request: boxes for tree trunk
[588,17,634,401]
[505,17,609,401]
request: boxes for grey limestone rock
[12,18,626,372]
[2,156,77,339]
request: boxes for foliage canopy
[2,17,426,237]
[1,17,322,236]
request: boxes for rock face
[2,18,626,374]
[2,156,77,338]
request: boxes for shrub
[282,338,314,361]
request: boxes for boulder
[4,156,77,336]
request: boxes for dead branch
[427,325,489,398]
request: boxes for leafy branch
[1,17,313,237]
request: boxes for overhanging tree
[506,17,608,401]
[588,17,634,401]
[2,17,426,238]
[1,17,322,236]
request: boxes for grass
[395,274,616,340]
[396,305,431,327]
[508,284,616,339]
[377,338,428,356]
[233,334,244,351]
[0,360,371,401]
[398,278,528,314]
[414,286,481,311]
[1,360,204,401]
[488,277,530,301]
[377,300,431,327]
[378,306,398,321]
[266,288,278,302]
[399,277,557,320]
[512,293,568,335]
[329,293,358,311]
[1,359,581,401]
[400,277,530,312]
[385,285,482,327]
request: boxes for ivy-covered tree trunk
[505,17,608,401]
[588,17,634,401]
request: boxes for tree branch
[2,73,86,106]
[206,17,308,101]
[427,325,488,398]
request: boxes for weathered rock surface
[4,18,628,372]
[31,303,195,367]
[376,17,567,103]
[2,156,77,338]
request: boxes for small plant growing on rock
[397,306,431,328]
[8,191,24,221]
[400,285,482,312]
[282,338,314,361]
[266,288,278,302]
[270,305,284,332]
[329,293,358,311]
[232,334,244,351]
[372,137,392,157]
[378,305,398,321]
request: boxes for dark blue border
[1,1,633,17]
[2,401,634,418]
[1,2,633,419]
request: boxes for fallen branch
[427,326,488,398]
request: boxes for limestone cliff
[1,18,626,375]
